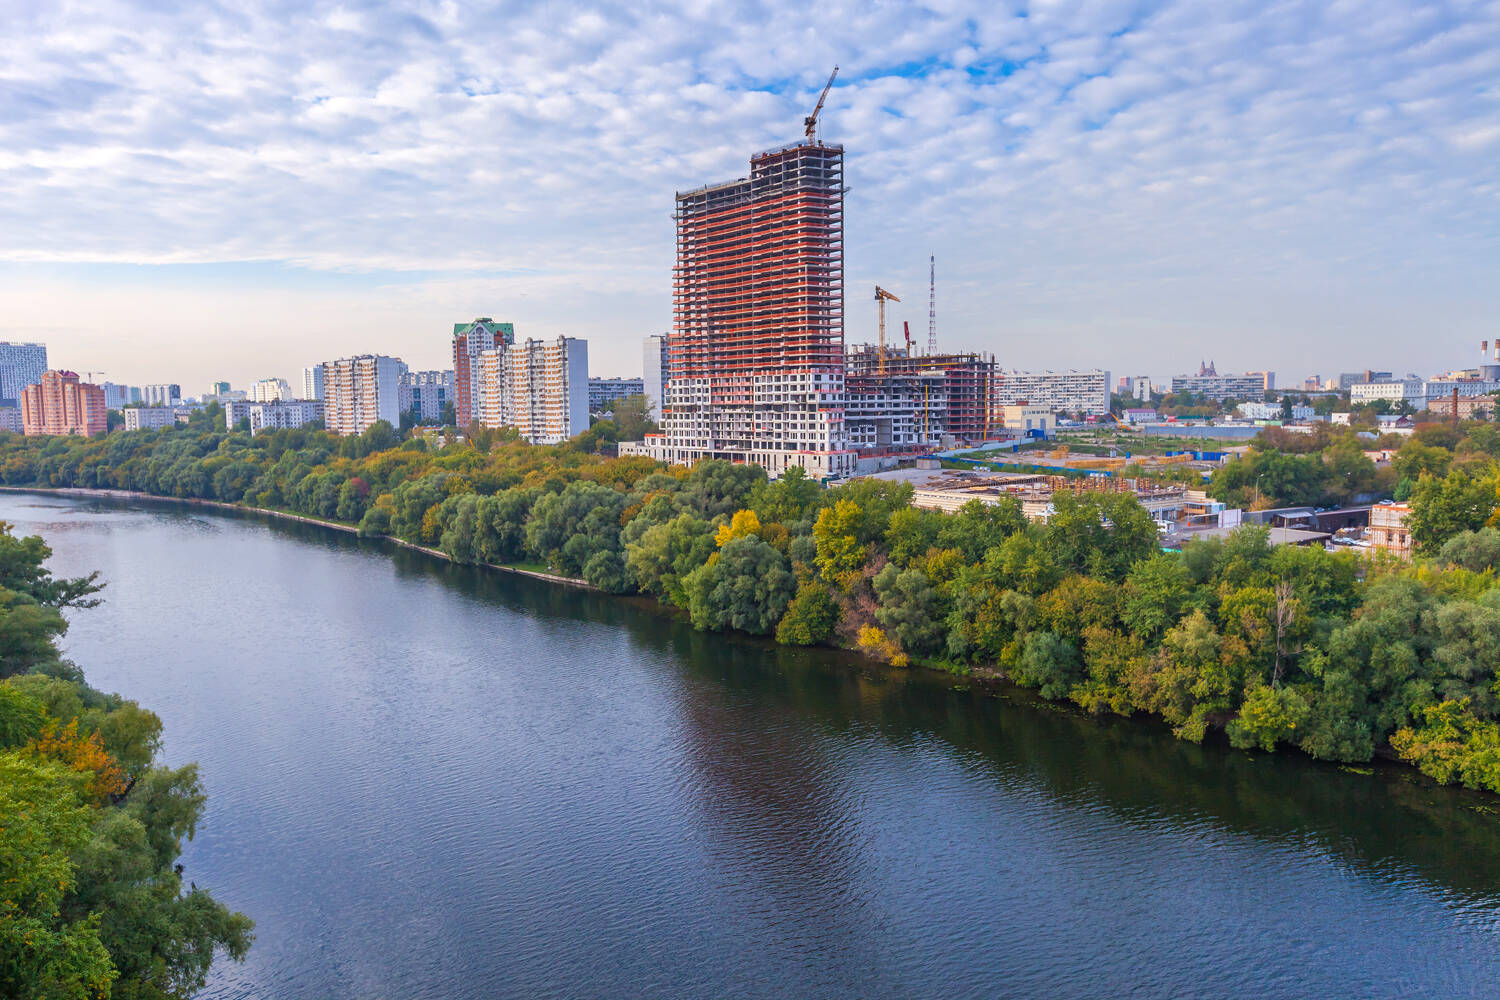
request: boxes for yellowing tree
[715,509,763,547]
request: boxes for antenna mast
[927,254,936,355]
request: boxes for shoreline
[0,484,1467,798]
[0,485,596,591]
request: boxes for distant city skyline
[2,1,1497,388]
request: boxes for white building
[399,370,454,423]
[100,383,140,410]
[141,384,182,407]
[588,377,644,412]
[251,378,293,403]
[1238,401,1314,421]
[302,365,325,401]
[250,400,322,435]
[1422,378,1500,407]
[321,355,407,436]
[0,342,48,404]
[0,406,23,433]
[992,369,1111,415]
[124,407,188,431]
[1002,404,1054,438]
[507,337,590,445]
[1349,380,1425,406]
[1170,367,1273,402]
[223,399,254,429]
[643,335,669,422]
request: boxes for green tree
[872,564,947,657]
[1408,469,1498,551]
[775,580,839,646]
[683,535,796,634]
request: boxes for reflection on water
[8,492,1500,1000]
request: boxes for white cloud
[0,0,1497,388]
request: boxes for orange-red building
[20,370,107,437]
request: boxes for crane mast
[874,285,901,375]
[804,66,839,141]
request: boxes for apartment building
[251,377,293,402]
[451,318,513,427]
[250,400,322,435]
[21,371,107,436]
[302,365,325,401]
[588,377,644,412]
[1169,363,1273,403]
[992,369,1111,416]
[322,355,407,436]
[124,406,188,431]
[1349,380,1425,406]
[141,384,182,407]
[507,337,589,445]
[643,334,669,422]
[399,370,454,423]
[0,342,48,404]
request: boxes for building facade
[1169,365,1272,403]
[322,355,407,436]
[588,377,644,412]
[642,334,669,422]
[1368,501,1413,558]
[100,383,140,410]
[250,400,322,435]
[399,370,455,423]
[141,384,182,407]
[992,369,1111,416]
[222,399,254,429]
[21,371,107,436]
[302,365,325,401]
[0,407,21,434]
[1349,380,1425,406]
[124,406,189,431]
[451,318,514,427]
[507,337,590,445]
[0,342,48,404]
[251,378,293,402]
[629,141,854,479]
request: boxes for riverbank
[0,486,596,591]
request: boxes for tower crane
[874,285,901,374]
[804,66,839,141]
[903,320,912,356]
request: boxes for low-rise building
[1368,501,1413,558]
[1237,401,1314,421]
[1350,380,1424,406]
[1001,404,1054,438]
[1427,395,1498,421]
[1121,408,1159,425]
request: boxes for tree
[775,581,839,646]
[683,535,796,634]
[812,499,867,586]
[872,564,947,657]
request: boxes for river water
[8,492,1500,999]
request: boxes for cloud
[0,0,1497,385]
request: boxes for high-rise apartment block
[630,141,853,478]
[100,383,140,410]
[992,369,1111,416]
[0,342,48,405]
[21,370,107,436]
[642,334,669,422]
[399,370,454,422]
[507,337,590,445]
[321,355,407,436]
[451,319,514,427]
[302,365,325,401]
[251,378,293,402]
[142,384,182,407]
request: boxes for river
[7,491,1500,999]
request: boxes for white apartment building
[992,369,1111,415]
[321,355,407,436]
[100,383,140,410]
[1349,380,1425,406]
[141,384,182,407]
[643,335,669,422]
[251,377,293,403]
[0,407,23,433]
[0,342,48,404]
[399,370,454,422]
[1169,370,1273,402]
[507,337,590,445]
[124,406,188,431]
[223,399,254,429]
[475,348,511,429]
[250,400,322,435]
[302,365,325,401]
[1238,401,1314,421]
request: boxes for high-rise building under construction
[627,142,855,478]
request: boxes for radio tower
[926,254,936,355]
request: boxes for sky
[2,0,1498,391]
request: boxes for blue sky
[1,0,1497,390]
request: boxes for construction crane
[874,285,901,374]
[804,66,839,141]
[927,255,937,355]
[903,320,912,356]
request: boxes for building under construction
[845,345,995,444]
[630,140,856,478]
